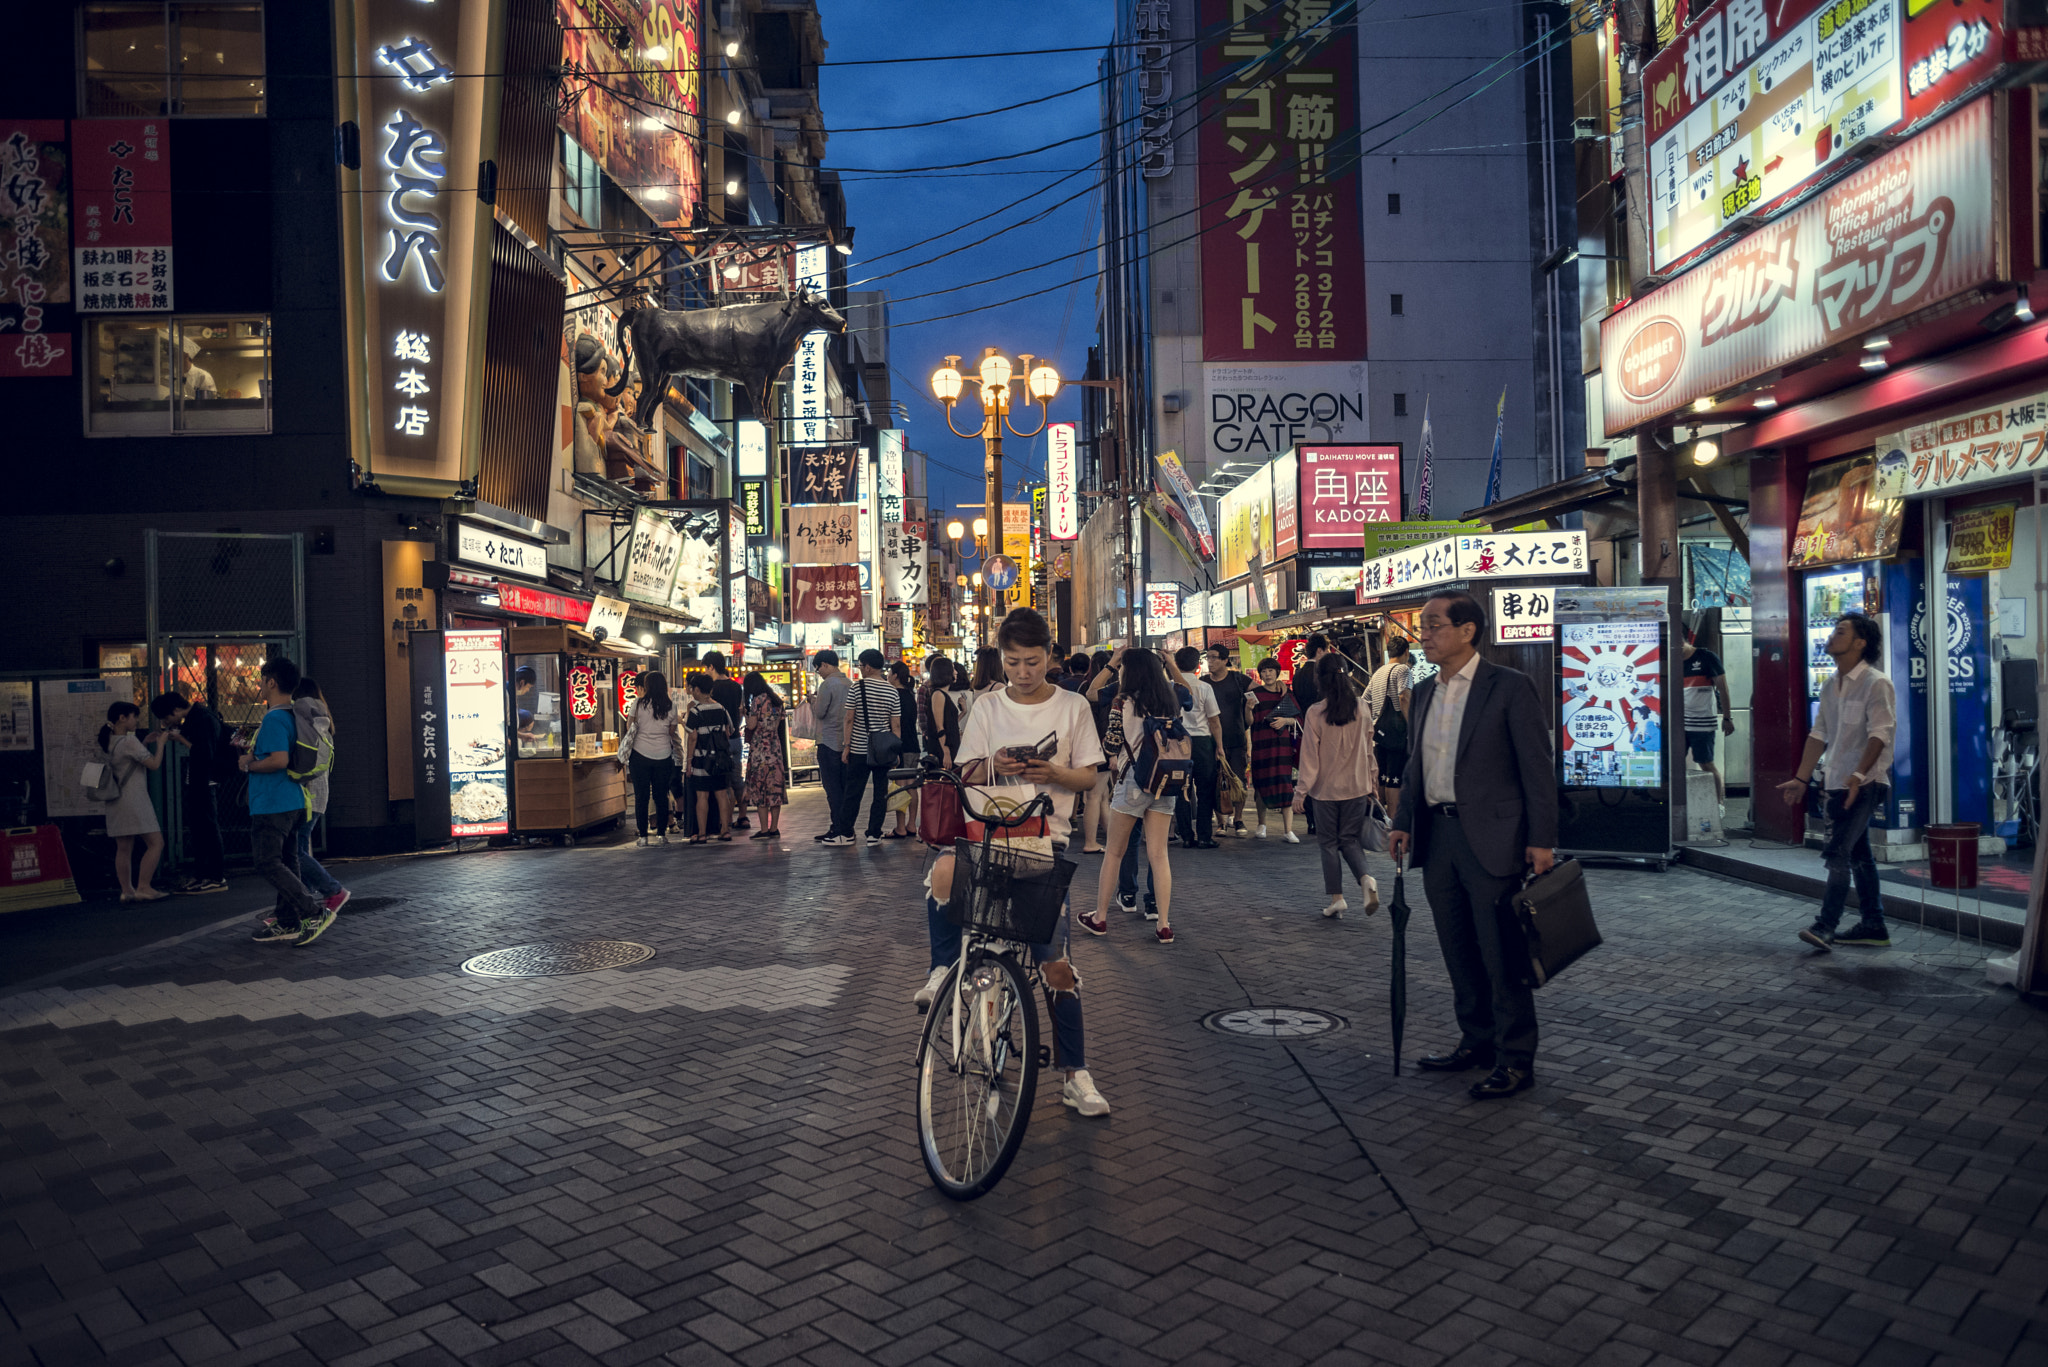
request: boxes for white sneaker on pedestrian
[1062,1070,1110,1117]
[1322,895,1346,919]
[1255,824,1267,839]
[1283,830,1300,844]
[913,964,949,1011]
[636,835,649,847]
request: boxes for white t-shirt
[956,686,1105,845]
[1179,677,1221,737]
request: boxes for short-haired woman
[1294,653,1382,918]
[98,702,170,902]
[1248,657,1303,841]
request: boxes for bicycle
[892,764,1079,1201]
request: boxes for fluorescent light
[1862,333,1891,352]
[1860,353,1889,372]
[1692,396,1714,412]
[1753,395,1779,410]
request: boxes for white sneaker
[657,833,670,846]
[913,964,949,1011]
[636,835,649,847]
[1283,830,1300,844]
[1062,1070,1110,1117]
[1322,895,1346,919]
[1359,875,1380,915]
[1255,824,1267,839]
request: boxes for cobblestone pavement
[3,790,2046,1367]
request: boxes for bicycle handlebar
[886,759,1054,829]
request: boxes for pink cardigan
[1293,699,1380,802]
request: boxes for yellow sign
[1002,502,1031,564]
[1218,463,1274,580]
[1946,503,2016,574]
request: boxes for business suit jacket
[1390,656,1559,878]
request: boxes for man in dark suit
[1388,590,1558,1100]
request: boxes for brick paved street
[4,789,2046,1367]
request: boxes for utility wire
[824,70,1104,134]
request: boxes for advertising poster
[1197,2,1366,361]
[792,447,856,503]
[1790,453,1904,567]
[621,506,681,605]
[555,0,702,226]
[71,118,171,312]
[1271,451,1300,557]
[1875,391,2048,499]
[39,680,121,818]
[1153,451,1216,560]
[881,519,928,606]
[0,120,72,377]
[1946,503,2016,574]
[667,505,725,633]
[443,630,510,836]
[790,565,862,622]
[1205,362,1370,458]
[1560,620,1664,788]
[791,504,859,565]
[0,680,32,751]
[1218,463,1275,581]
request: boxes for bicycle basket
[943,838,1076,945]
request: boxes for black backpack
[1371,666,1409,753]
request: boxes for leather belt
[1428,802,1459,818]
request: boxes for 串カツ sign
[1601,97,2004,434]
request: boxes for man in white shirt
[1388,591,1557,1100]
[1778,613,1897,949]
[1364,638,1414,817]
[917,608,1111,1118]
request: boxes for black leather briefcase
[1508,857,1601,988]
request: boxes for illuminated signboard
[342,0,501,492]
[444,629,510,836]
[1048,423,1079,540]
[878,428,904,523]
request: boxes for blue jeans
[1118,820,1158,910]
[295,813,342,898]
[1816,783,1888,930]
[926,882,1086,1070]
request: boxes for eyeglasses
[1418,616,1453,632]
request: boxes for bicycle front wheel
[916,953,1039,1200]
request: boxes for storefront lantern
[568,663,600,720]
[616,668,639,715]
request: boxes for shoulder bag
[1507,857,1602,987]
[858,682,903,771]
[789,691,821,741]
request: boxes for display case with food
[506,625,631,840]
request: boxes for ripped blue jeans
[927,887,1086,1071]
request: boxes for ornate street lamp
[931,348,1060,609]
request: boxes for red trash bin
[1926,823,1979,889]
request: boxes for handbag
[789,694,820,742]
[918,776,967,848]
[1359,795,1392,853]
[1507,857,1601,987]
[1216,761,1245,813]
[82,758,123,803]
[858,681,902,771]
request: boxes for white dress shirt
[1810,659,1896,790]
[1420,653,1480,805]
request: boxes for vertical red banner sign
[71,118,173,312]
[1198,1,1366,363]
[0,120,72,376]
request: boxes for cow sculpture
[606,288,848,431]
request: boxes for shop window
[1390,293,1404,316]
[87,315,270,435]
[561,132,602,227]
[81,3,265,117]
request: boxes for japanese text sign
[621,507,681,606]
[1642,0,1999,272]
[1492,587,1556,642]
[1197,0,1366,361]
[788,243,831,445]
[1602,97,2000,433]
[878,429,905,523]
[443,630,509,837]
[1357,530,1588,600]
[1945,502,2016,574]
[345,0,498,490]
[1299,444,1402,547]
[790,565,863,622]
[1,120,72,376]
[1876,390,2048,499]
[496,582,592,624]
[1134,0,1176,177]
[881,518,928,605]
[792,447,855,503]
[1048,423,1079,540]
[1146,582,1182,636]
[739,478,768,536]
[72,119,171,312]
[1219,462,1273,580]
[555,0,702,227]
[790,504,859,565]
[1272,450,1300,557]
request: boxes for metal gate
[145,532,304,869]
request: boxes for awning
[1460,469,1636,529]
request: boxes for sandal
[717,834,733,842]
[689,836,707,845]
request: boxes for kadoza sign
[1602,97,2003,433]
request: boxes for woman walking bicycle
[1294,653,1383,919]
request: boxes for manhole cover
[460,940,655,977]
[1202,1007,1346,1039]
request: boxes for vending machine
[1801,564,1876,724]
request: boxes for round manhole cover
[461,940,655,977]
[1202,1007,1346,1039]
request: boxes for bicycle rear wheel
[916,953,1038,1200]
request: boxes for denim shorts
[1110,772,1177,819]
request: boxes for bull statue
[606,287,848,431]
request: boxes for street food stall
[506,624,637,842]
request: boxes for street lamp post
[932,349,1060,615]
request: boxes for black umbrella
[1388,857,1411,1076]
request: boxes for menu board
[444,630,510,836]
[1560,620,1664,788]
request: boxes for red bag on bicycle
[918,775,967,849]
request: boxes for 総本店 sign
[1603,97,2002,433]
[1641,0,2001,273]
[1946,503,2016,574]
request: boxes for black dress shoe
[1469,1066,1535,1100]
[1416,1046,1495,1072]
